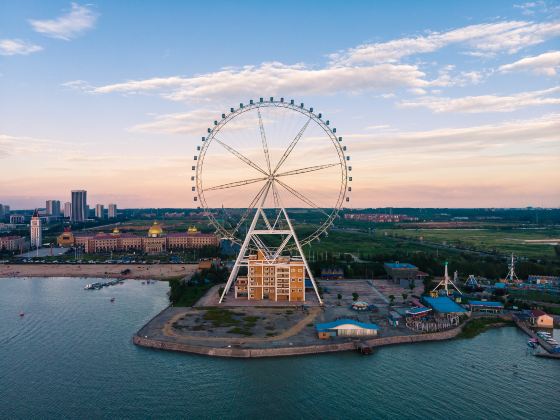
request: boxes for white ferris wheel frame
[192,98,351,305]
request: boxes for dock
[513,316,559,358]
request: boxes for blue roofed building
[469,300,504,313]
[384,262,425,288]
[315,319,380,339]
[422,296,467,314]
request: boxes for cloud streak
[348,113,560,156]
[499,50,560,75]
[29,3,98,40]
[330,20,560,64]
[397,87,560,113]
[0,39,42,56]
[69,62,431,102]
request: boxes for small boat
[110,297,115,303]
[527,341,536,348]
[19,312,24,317]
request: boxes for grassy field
[378,227,560,259]
[304,227,560,260]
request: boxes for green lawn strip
[458,317,513,339]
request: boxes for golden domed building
[57,227,75,247]
[70,221,219,254]
[148,221,163,237]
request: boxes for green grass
[173,285,212,307]
[174,285,210,306]
[304,226,560,260]
[381,227,560,259]
[243,316,260,323]
[509,290,560,304]
[203,308,240,327]
[227,327,253,336]
[459,317,513,339]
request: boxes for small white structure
[316,319,380,338]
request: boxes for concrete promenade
[133,319,468,358]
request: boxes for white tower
[505,253,519,283]
[30,209,42,249]
[432,261,462,296]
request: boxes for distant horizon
[4,204,559,212]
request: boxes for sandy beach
[0,263,199,280]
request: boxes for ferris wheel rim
[194,99,349,247]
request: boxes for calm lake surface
[1,277,559,419]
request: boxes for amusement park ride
[432,261,462,297]
[191,98,351,304]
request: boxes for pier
[513,316,560,359]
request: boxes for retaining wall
[133,325,466,358]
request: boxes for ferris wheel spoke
[272,117,311,175]
[275,179,330,217]
[214,137,268,176]
[231,181,269,236]
[271,182,282,229]
[276,162,340,178]
[257,109,272,174]
[205,176,268,191]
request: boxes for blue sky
[1,1,559,209]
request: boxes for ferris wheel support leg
[281,208,323,306]
[219,233,251,303]
[219,182,271,304]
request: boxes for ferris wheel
[192,97,351,304]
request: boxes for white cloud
[29,3,98,40]
[65,61,432,102]
[499,50,560,75]
[0,134,67,157]
[398,87,560,113]
[330,20,560,64]
[349,113,560,153]
[514,2,542,15]
[128,110,218,135]
[0,39,42,56]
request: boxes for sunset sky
[1,1,559,209]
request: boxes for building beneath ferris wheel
[234,250,306,302]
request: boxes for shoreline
[132,312,513,358]
[0,263,198,280]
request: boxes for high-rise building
[108,203,117,219]
[95,204,104,219]
[0,204,10,219]
[46,200,61,216]
[64,202,72,218]
[30,209,42,249]
[71,190,87,222]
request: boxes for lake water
[1,277,559,419]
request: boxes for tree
[337,293,342,300]
[409,279,415,293]
[402,293,408,302]
[352,292,359,301]
[389,294,395,306]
